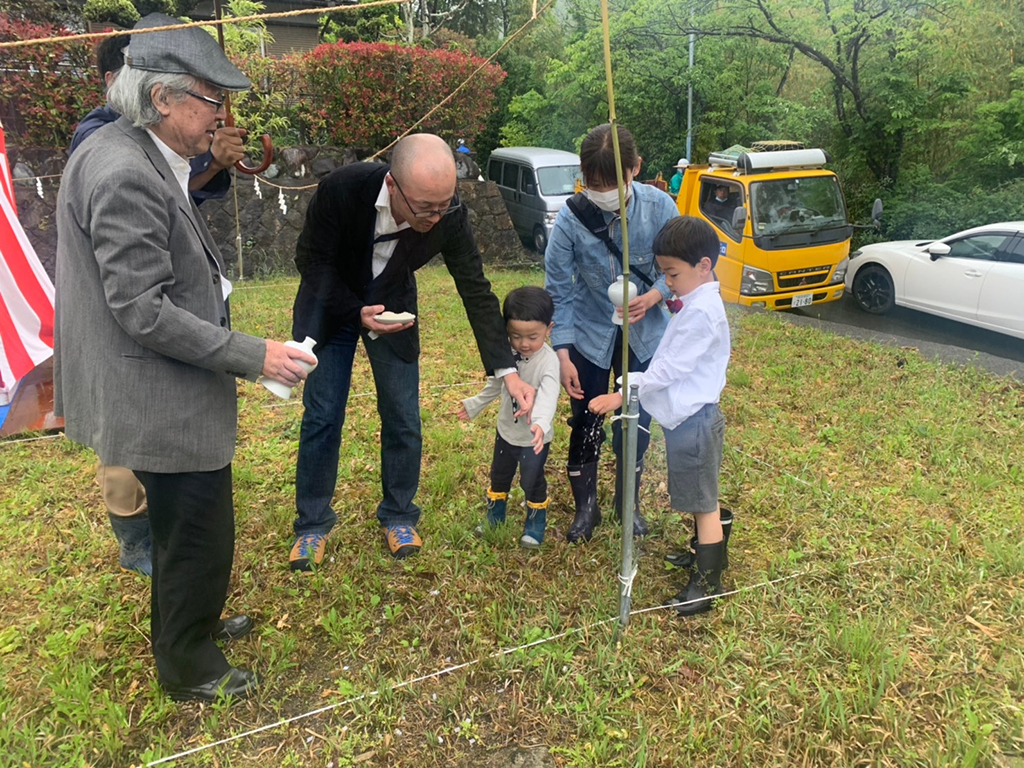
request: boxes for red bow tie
[666,298,683,313]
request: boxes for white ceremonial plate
[375,311,417,324]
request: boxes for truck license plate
[791,293,813,308]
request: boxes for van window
[537,165,581,196]
[699,180,743,242]
[502,162,520,189]
[520,168,537,195]
[488,159,503,184]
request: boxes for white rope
[143,555,894,766]
[231,281,298,291]
[617,564,639,599]
[260,381,482,409]
[0,432,63,446]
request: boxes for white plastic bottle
[260,336,318,399]
[607,275,637,326]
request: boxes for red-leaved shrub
[294,42,505,148]
[0,15,104,149]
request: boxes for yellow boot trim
[526,498,550,510]
[487,488,509,501]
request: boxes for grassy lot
[1,264,1022,767]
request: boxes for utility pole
[686,7,695,162]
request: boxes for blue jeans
[294,327,421,536]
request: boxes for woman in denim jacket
[545,123,678,543]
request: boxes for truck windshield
[537,165,582,196]
[750,176,847,236]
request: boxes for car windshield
[751,176,847,235]
[537,165,582,196]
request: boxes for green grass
[2,264,1022,766]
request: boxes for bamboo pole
[599,0,639,631]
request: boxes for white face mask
[586,186,630,212]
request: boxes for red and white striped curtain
[0,118,54,397]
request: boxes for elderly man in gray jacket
[55,14,314,703]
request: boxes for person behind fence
[544,122,678,544]
[288,133,535,570]
[458,286,560,548]
[54,13,315,702]
[588,216,731,616]
[66,31,249,580]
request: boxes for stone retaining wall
[9,145,534,281]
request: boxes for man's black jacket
[292,163,513,373]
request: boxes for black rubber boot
[670,539,726,617]
[613,461,649,538]
[108,512,152,577]
[566,463,601,543]
[664,507,732,570]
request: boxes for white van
[487,147,582,253]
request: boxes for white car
[845,222,1024,340]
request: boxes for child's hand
[457,404,470,421]
[588,392,622,415]
[530,424,545,454]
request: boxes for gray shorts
[663,403,725,514]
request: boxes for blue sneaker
[384,525,422,559]
[290,532,327,572]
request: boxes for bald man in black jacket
[288,134,535,568]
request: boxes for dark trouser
[489,432,551,503]
[295,326,421,536]
[134,465,234,688]
[567,336,652,467]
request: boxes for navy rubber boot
[108,512,152,577]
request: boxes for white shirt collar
[374,176,411,238]
[677,280,719,305]
[145,128,192,204]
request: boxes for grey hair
[107,62,195,129]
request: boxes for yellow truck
[676,144,873,310]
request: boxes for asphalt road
[778,294,1024,380]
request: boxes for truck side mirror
[731,206,747,233]
[871,198,883,225]
[926,242,951,260]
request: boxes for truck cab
[677,147,850,309]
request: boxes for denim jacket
[545,181,678,367]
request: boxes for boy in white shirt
[459,287,561,547]
[589,216,731,615]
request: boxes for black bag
[565,193,655,289]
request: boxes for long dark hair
[579,123,638,188]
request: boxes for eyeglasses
[390,174,460,219]
[185,89,227,110]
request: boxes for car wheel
[533,226,547,254]
[851,264,895,314]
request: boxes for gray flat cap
[126,13,251,91]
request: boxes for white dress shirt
[629,281,730,430]
[372,178,412,279]
[145,128,232,300]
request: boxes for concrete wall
[9,145,535,282]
